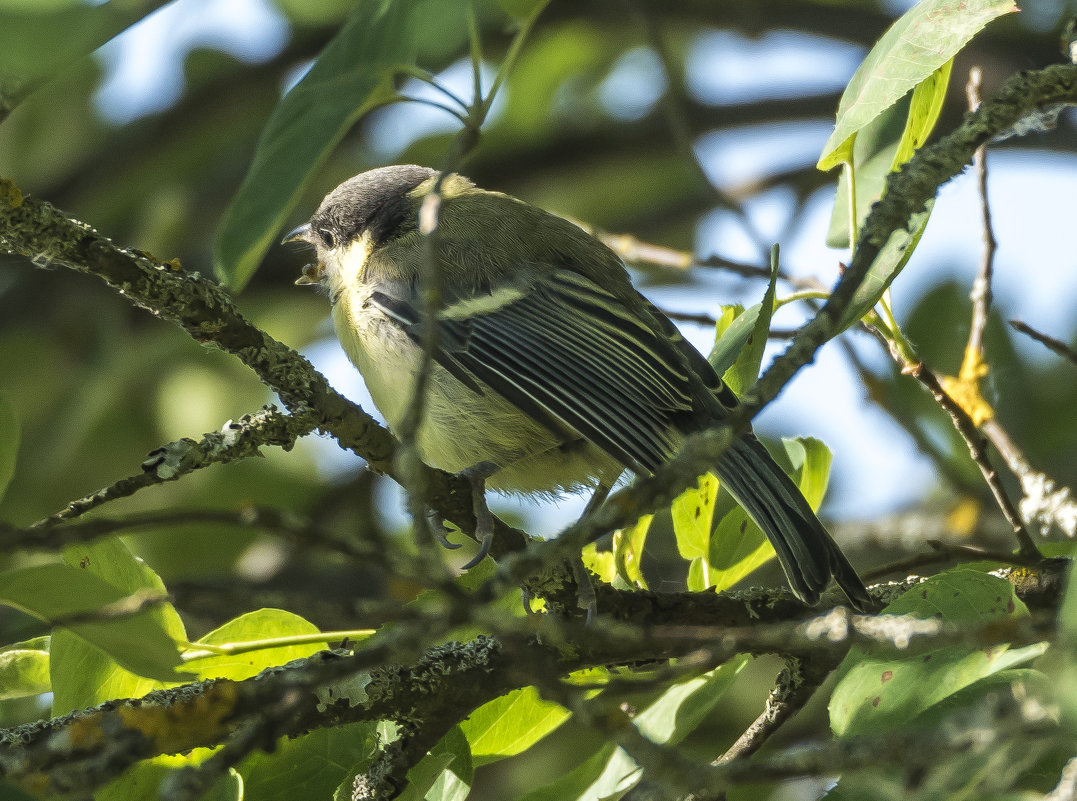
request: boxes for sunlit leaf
[612,514,651,589]
[782,437,832,511]
[0,556,186,712]
[185,608,328,681]
[723,253,778,397]
[0,636,50,699]
[633,657,749,746]
[671,472,719,561]
[461,687,570,766]
[707,507,772,594]
[707,304,751,378]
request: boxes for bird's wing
[369,268,698,474]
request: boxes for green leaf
[184,608,328,681]
[893,60,953,169]
[782,437,832,511]
[47,539,188,713]
[825,94,913,249]
[612,514,651,589]
[0,0,167,117]
[633,657,749,746]
[723,250,779,397]
[241,722,379,801]
[515,743,640,801]
[830,570,1044,737]
[825,62,950,320]
[707,304,752,380]
[0,636,50,699]
[837,203,934,332]
[818,0,1016,171]
[671,473,719,561]
[461,687,570,766]
[706,507,772,594]
[398,726,473,801]
[686,556,709,592]
[0,560,186,712]
[215,0,420,288]
[0,393,18,504]
[824,669,1050,801]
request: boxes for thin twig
[905,362,1041,559]
[861,540,1044,583]
[1010,319,1077,365]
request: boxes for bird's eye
[318,228,338,249]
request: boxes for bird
[284,164,871,611]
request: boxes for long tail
[715,433,871,611]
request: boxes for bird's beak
[281,223,311,245]
[282,223,324,286]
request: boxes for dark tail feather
[715,434,871,611]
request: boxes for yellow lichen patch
[116,681,239,753]
[0,178,23,209]
[939,347,994,426]
[66,712,108,749]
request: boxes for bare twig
[1010,319,1077,364]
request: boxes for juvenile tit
[286,165,870,610]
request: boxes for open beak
[281,223,324,286]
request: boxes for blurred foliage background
[1,0,1076,796]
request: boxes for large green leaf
[817,0,1016,171]
[0,0,167,118]
[0,552,186,712]
[830,570,1046,737]
[47,538,188,713]
[706,305,747,378]
[460,687,570,766]
[215,0,421,288]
